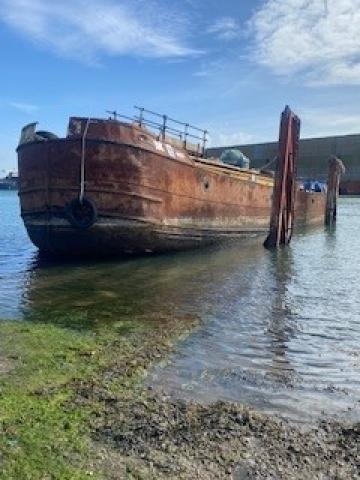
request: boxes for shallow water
[0,190,359,421]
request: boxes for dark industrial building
[0,172,18,190]
[208,133,360,194]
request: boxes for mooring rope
[80,118,91,204]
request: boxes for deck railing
[106,107,208,156]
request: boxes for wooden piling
[264,106,301,249]
[325,156,345,226]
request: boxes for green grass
[0,314,197,480]
[0,320,145,480]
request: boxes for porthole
[201,175,210,192]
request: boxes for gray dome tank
[220,149,250,169]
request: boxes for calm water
[0,190,359,422]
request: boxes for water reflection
[266,248,297,385]
[148,200,360,422]
[18,240,270,329]
[1,191,360,422]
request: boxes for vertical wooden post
[264,106,301,249]
[325,156,345,226]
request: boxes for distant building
[0,172,19,190]
[208,133,360,195]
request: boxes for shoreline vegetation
[0,316,359,479]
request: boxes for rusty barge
[17,108,326,256]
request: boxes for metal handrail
[134,117,205,143]
[134,106,208,155]
[134,106,206,133]
[105,107,209,156]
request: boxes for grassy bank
[0,315,197,479]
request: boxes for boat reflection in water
[19,238,268,329]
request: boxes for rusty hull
[17,118,325,256]
[295,191,326,227]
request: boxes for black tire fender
[65,197,97,229]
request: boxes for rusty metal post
[264,106,301,249]
[325,156,345,226]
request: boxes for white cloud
[208,131,254,147]
[250,0,360,85]
[300,108,360,137]
[193,59,227,78]
[0,0,200,63]
[207,17,240,41]
[9,101,39,114]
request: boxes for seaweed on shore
[0,314,359,480]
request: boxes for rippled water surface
[1,190,359,421]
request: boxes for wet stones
[91,391,360,479]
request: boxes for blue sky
[1,0,360,172]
